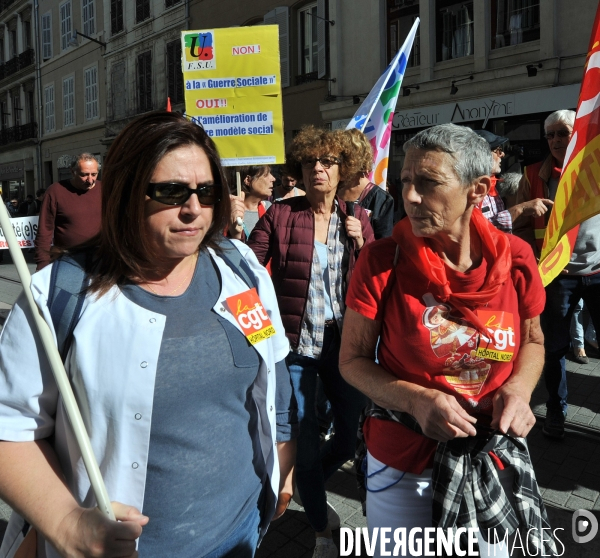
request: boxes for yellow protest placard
[182,26,285,166]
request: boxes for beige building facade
[2,0,598,198]
[103,0,188,144]
[37,0,106,185]
[323,0,597,184]
[189,0,386,145]
[0,0,38,202]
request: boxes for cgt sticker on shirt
[225,288,276,345]
[476,310,516,362]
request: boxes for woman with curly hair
[248,126,375,558]
[337,128,395,239]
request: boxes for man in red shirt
[35,154,102,270]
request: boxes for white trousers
[365,451,518,558]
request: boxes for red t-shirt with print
[345,227,545,474]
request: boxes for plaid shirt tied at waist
[355,401,559,556]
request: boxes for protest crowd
[0,12,599,558]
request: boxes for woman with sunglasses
[227,165,275,241]
[0,112,296,558]
[248,126,375,558]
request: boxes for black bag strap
[214,236,258,290]
[48,253,89,363]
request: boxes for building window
[137,51,152,112]
[27,91,35,123]
[298,3,318,76]
[492,0,540,49]
[44,85,55,132]
[264,6,290,88]
[166,40,183,104]
[1,101,7,129]
[136,0,150,23]
[436,0,473,61]
[60,1,73,51]
[111,0,124,34]
[165,0,182,7]
[23,20,32,49]
[111,62,127,119]
[82,0,96,36]
[388,0,420,66]
[63,76,75,127]
[9,29,17,58]
[12,94,21,126]
[84,66,99,120]
[0,39,4,64]
[42,13,53,59]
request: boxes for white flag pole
[235,171,244,228]
[0,202,115,521]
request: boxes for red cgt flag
[166,97,172,112]
[538,4,600,286]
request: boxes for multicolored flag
[346,18,419,188]
[538,4,600,286]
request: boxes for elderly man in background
[34,153,102,270]
[514,109,600,439]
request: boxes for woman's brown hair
[82,111,231,295]
[225,165,270,195]
[341,128,374,176]
[285,126,351,182]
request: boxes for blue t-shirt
[123,250,264,557]
[314,240,334,321]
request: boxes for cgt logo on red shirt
[476,310,516,362]
[225,288,276,345]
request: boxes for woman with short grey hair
[340,123,557,557]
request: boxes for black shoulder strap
[214,237,258,290]
[48,253,89,363]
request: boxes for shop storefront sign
[0,161,25,181]
[393,84,581,130]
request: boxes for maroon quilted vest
[248,196,374,348]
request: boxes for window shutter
[136,0,149,23]
[111,0,124,34]
[167,43,175,101]
[264,7,289,88]
[111,0,117,33]
[167,41,183,104]
[42,13,52,59]
[138,51,152,112]
[317,0,327,78]
[111,62,127,118]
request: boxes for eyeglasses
[492,146,505,155]
[544,130,572,140]
[146,182,221,206]
[301,156,341,169]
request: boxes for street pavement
[0,251,599,556]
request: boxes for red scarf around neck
[393,209,512,334]
[488,176,498,197]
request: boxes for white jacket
[0,242,290,558]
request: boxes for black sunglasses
[300,156,341,169]
[146,182,221,206]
